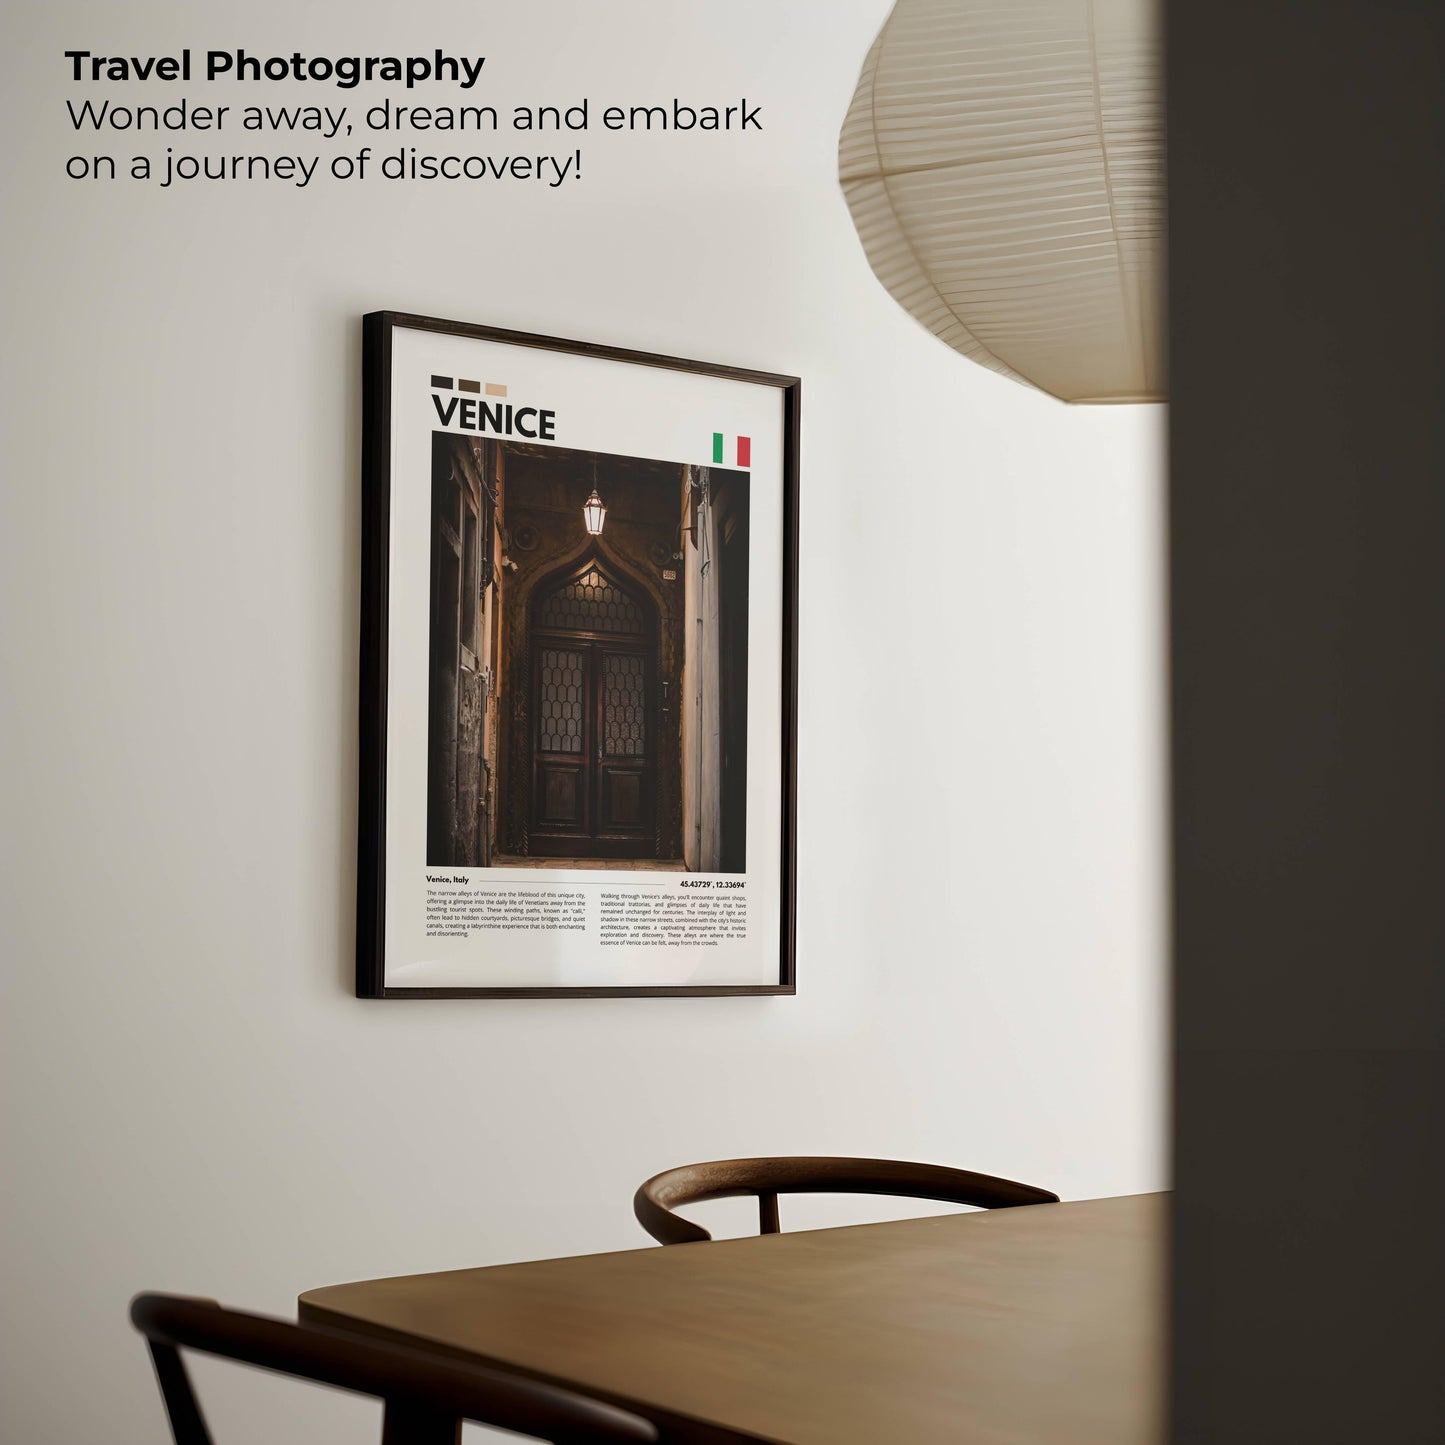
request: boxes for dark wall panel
[1167,0,1445,1439]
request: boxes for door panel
[530,637,654,857]
[600,765,647,831]
[597,649,650,838]
[528,558,656,859]
[536,646,586,756]
[602,652,647,756]
[537,762,585,829]
[532,646,589,838]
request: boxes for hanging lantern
[839,0,1164,404]
[582,486,607,536]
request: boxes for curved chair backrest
[130,1293,658,1445]
[634,1156,1059,1245]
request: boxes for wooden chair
[634,1156,1059,1245]
[129,1293,659,1445]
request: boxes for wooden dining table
[299,1191,1165,1444]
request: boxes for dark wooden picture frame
[356,312,800,998]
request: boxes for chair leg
[759,1190,781,1234]
[148,1342,213,1445]
[380,1400,461,1445]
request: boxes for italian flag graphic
[712,432,751,468]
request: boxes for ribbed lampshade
[839,0,1164,404]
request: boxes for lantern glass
[583,487,607,536]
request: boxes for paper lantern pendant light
[839,0,1164,404]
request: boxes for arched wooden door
[529,556,657,858]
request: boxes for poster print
[357,313,799,997]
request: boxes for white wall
[0,3,1166,1441]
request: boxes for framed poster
[357,312,799,997]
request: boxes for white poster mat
[383,324,787,988]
